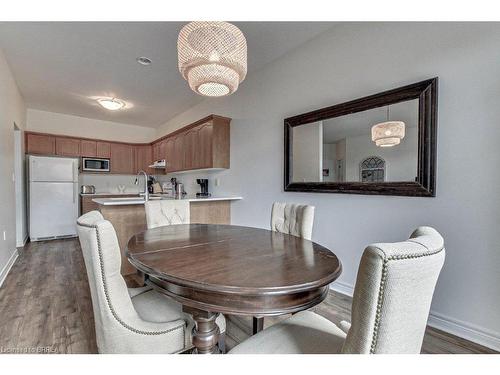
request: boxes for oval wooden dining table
[126,223,342,354]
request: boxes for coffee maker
[196,179,210,197]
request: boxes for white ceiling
[322,99,419,143]
[0,22,334,128]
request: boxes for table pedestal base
[184,306,220,354]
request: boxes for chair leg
[218,333,226,354]
[252,317,264,335]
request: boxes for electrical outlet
[3,231,6,241]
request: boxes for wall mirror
[284,78,438,196]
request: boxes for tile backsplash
[79,174,142,194]
[79,171,225,196]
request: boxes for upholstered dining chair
[229,226,445,354]
[145,200,190,229]
[250,202,316,334]
[270,202,315,240]
[76,210,225,353]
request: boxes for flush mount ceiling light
[136,56,152,66]
[177,21,247,97]
[371,107,405,147]
[97,98,125,111]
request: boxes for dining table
[126,223,342,354]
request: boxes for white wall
[292,121,323,182]
[322,143,337,182]
[345,126,418,182]
[27,108,156,143]
[155,23,500,349]
[0,48,26,284]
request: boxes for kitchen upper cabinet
[164,116,230,173]
[110,143,135,174]
[26,133,56,155]
[96,141,111,158]
[24,115,230,174]
[198,122,214,169]
[172,134,186,172]
[80,140,97,157]
[56,137,81,157]
[152,139,166,162]
[183,127,199,170]
[164,137,175,173]
[135,144,154,174]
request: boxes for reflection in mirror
[291,99,418,183]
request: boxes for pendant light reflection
[371,106,405,147]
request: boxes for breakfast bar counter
[93,196,242,275]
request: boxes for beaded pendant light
[371,106,405,147]
[177,21,247,97]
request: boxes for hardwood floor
[0,238,496,354]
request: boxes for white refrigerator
[28,155,79,241]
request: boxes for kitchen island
[93,196,242,275]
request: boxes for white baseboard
[330,281,354,297]
[16,233,28,248]
[427,312,500,352]
[329,283,500,352]
[0,249,19,288]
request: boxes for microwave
[82,157,110,172]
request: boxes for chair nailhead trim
[368,246,444,354]
[77,221,186,339]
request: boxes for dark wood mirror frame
[284,78,438,197]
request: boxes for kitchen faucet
[135,170,149,201]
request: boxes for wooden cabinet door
[110,143,135,174]
[172,134,185,172]
[198,123,213,168]
[164,137,175,173]
[183,127,200,170]
[80,140,97,157]
[26,133,56,155]
[152,141,159,161]
[96,142,111,158]
[135,145,154,174]
[56,137,81,157]
[158,140,166,161]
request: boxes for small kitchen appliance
[196,179,210,197]
[81,157,110,172]
[81,185,96,194]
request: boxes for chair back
[342,226,445,354]
[271,202,315,240]
[76,211,146,352]
[145,200,190,229]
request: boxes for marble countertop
[92,195,243,206]
[80,192,140,196]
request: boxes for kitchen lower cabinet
[81,194,138,215]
